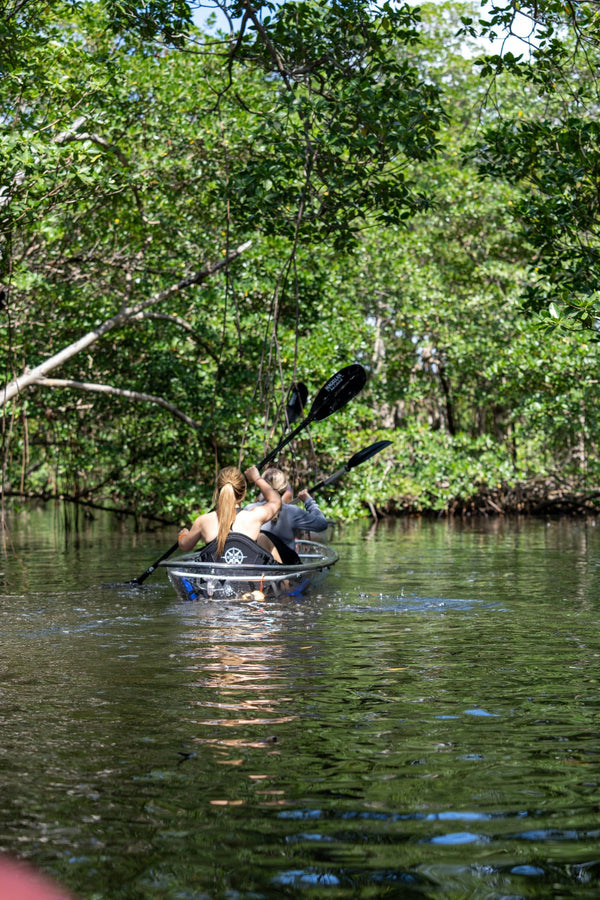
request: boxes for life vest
[198,532,276,566]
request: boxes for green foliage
[2,0,600,527]
[1,1,445,521]
[463,0,600,330]
[221,0,446,248]
[102,0,194,45]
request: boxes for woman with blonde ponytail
[177,465,281,564]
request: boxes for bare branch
[54,128,131,168]
[0,170,25,209]
[1,488,174,524]
[30,377,203,429]
[0,239,251,406]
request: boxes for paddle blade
[285,382,308,426]
[257,364,366,470]
[346,440,392,471]
[309,364,367,422]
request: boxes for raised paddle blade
[310,364,367,422]
[285,382,308,427]
[257,364,367,470]
[345,440,392,471]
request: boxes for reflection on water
[1,507,600,898]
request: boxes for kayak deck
[160,539,339,601]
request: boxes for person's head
[214,467,247,556]
[262,467,293,512]
[262,467,289,496]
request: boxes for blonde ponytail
[216,483,236,557]
[214,467,247,557]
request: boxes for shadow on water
[1,506,600,898]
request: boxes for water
[1,508,600,898]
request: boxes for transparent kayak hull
[160,539,339,601]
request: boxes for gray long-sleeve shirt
[248,496,328,551]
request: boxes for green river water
[1,508,599,899]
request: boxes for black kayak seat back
[198,533,276,566]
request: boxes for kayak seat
[197,533,277,566]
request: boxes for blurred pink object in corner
[0,856,74,900]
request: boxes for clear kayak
[159,539,339,601]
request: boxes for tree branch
[0,239,251,406]
[239,0,292,89]
[54,127,131,168]
[0,488,174,524]
[29,377,203,429]
[130,311,221,362]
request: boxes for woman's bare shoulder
[193,509,215,524]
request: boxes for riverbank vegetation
[2,0,600,527]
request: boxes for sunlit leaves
[463,0,600,330]
[220,0,446,247]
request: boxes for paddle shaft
[305,465,348,495]
[257,415,314,470]
[295,440,393,500]
[130,540,180,586]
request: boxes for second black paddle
[302,440,392,497]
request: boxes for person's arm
[291,490,329,531]
[177,513,209,552]
[244,466,281,524]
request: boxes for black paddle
[257,363,367,471]
[122,364,366,586]
[303,440,392,496]
[285,382,308,427]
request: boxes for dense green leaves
[220,0,446,247]
[2,0,600,525]
[103,0,194,45]
[1,0,446,520]
[465,0,600,330]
